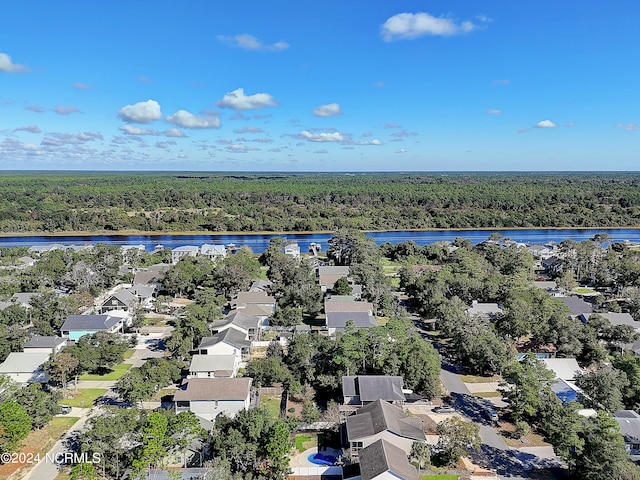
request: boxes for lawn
[79,363,131,381]
[474,391,503,398]
[123,348,136,359]
[0,416,79,480]
[261,394,282,418]
[459,374,501,383]
[60,388,108,407]
[421,475,459,480]
[295,433,318,452]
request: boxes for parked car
[487,408,499,422]
[59,405,72,415]
[433,405,456,414]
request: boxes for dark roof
[343,375,405,402]
[346,400,425,442]
[614,410,640,443]
[358,439,419,480]
[210,310,261,332]
[558,296,593,316]
[326,311,376,329]
[173,378,252,402]
[198,328,250,350]
[24,335,67,349]
[61,314,121,331]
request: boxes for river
[0,228,639,253]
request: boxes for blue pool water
[307,452,337,466]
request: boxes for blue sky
[1,1,639,171]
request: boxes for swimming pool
[307,452,337,466]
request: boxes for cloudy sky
[1,1,639,171]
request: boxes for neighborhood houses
[2,230,640,480]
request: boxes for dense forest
[1,172,640,233]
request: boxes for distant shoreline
[1,225,640,238]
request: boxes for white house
[187,355,239,378]
[171,246,200,264]
[200,244,227,262]
[0,352,50,384]
[174,377,252,422]
[284,243,301,258]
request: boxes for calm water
[0,228,639,253]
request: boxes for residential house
[209,310,263,341]
[23,335,68,355]
[249,279,272,293]
[466,300,503,320]
[174,377,252,422]
[558,296,593,316]
[348,439,420,480]
[577,312,640,330]
[9,292,39,309]
[284,242,301,258]
[60,314,124,341]
[197,329,251,360]
[99,289,138,314]
[343,376,406,406]
[127,284,157,310]
[0,352,50,384]
[527,244,555,260]
[540,358,584,386]
[325,298,376,334]
[345,400,426,457]
[317,266,350,292]
[200,244,227,262]
[614,410,640,461]
[171,245,200,264]
[411,265,442,275]
[231,291,276,315]
[187,355,239,378]
[541,256,563,273]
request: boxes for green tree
[502,355,556,422]
[436,416,480,467]
[575,365,629,412]
[573,411,640,480]
[0,401,32,453]
[13,383,62,429]
[131,412,169,475]
[331,276,353,296]
[409,441,431,473]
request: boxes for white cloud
[14,125,41,134]
[119,125,157,135]
[41,132,103,146]
[217,88,278,110]
[295,130,344,142]
[486,109,502,115]
[535,120,557,128]
[355,139,383,145]
[0,52,29,73]
[166,110,220,129]
[392,130,418,137]
[117,99,162,123]
[313,103,343,117]
[74,82,91,90]
[395,148,407,153]
[616,123,640,131]
[227,144,258,153]
[234,126,265,134]
[155,140,176,149]
[164,128,187,138]
[381,12,484,41]
[26,105,44,113]
[217,34,289,52]
[55,106,83,115]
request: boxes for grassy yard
[123,348,136,359]
[60,388,108,408]
[79,363,131,381]
[295,433,318,452]
[459,374,501,383]
[0,416,79,480]
[474,391,503,398]
[261,394,282,419]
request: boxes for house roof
[106,289,137,306]
[551,378,580,405]
[318,266,350,276]
[200,244,226,255]
[614,410,640,443]
[326,295,356,303]
[173,245,200,253]
[198,328,250,350]
[249,279,272,292]
[232,291,276,306]
[326,311,376,330]
[173,378,252,402]
[558,296,593,316]
[238,304,272,317]
[540,358,583,382]
[61,314,121,332]
[210,310,261,333]
[133,270,163,285]
[11,292,38,306]
[346,400,425,442]
[466,302,503,318]
[23,335,67,349]
[358,439,419,480]
[128,284,156,299]
[0,352,50,373]
[599,312,639,328]
[189,355,237,374]
[325,299,374,313]
[318,273,348,288]
[343,375,406,402]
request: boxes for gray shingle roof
[210,310,261,333]
[24,335,67,349]
[614,410,640,443]
[346,400,425,442]
[558,296,593,316]
[343,375,406,402]
[173,378,252,402]
[198,328,250,350]
[358,439,419,480]
[189,355,237,374]
[0,352,50,373]
[61,314,121,331]
[326,311,376,329]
